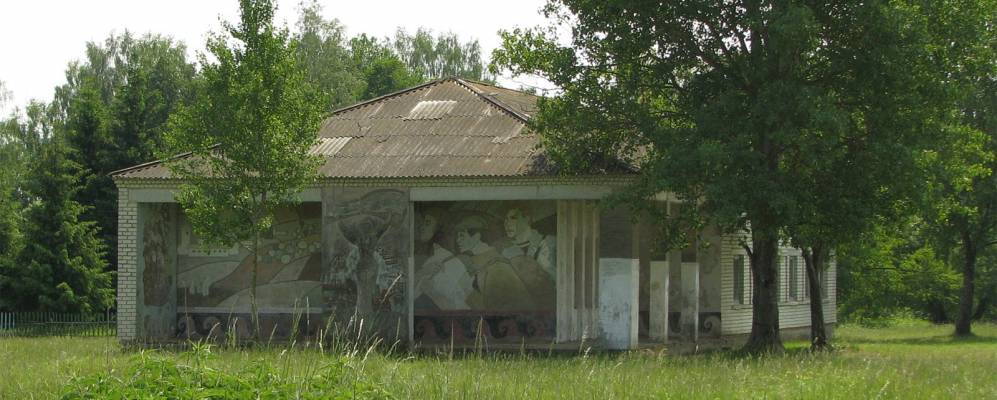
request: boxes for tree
[347,34,423,99]
[915,0,997,337]
[8,132,113,313]
[294,0,365,109]
[493,0,954,352]
[53,32,195,272]
[391,28,492,82]
[0,101,53,311]
[163,0,324,337]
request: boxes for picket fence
[0,311,116,337]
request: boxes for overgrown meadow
[1,321,994,399]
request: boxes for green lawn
[2,322,995,399]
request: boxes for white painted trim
[410,185,614,201]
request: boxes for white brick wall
[116,187,138,341]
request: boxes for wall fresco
[140,203,177,339]
[174,203,323,339]
[413,201,556,343]
[322,188,409,339]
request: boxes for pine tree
[12,135,112,313]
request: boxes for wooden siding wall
[719,231,837,336]
[556,200,600,342]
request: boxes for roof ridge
[328,77,451,116]
[452,78,531,123]
[329,76,535,124]
[109,143,220,178]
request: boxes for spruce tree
[13,134,112,313]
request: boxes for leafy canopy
[163,0,324,247]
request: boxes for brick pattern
[116,187,138,341]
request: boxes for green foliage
[839,219,997,326]
[163,0,325,335]
[6,135,113,313]
[346,33,424,99]
[913,0,997,335]
[492,0,970,351]
[50,32,196,272]
[294,0,365,109]
[164,0,323,248]
[391,28,492,82]
[0,101,57,311]
[292,1,491,105]
[60,347,393,399]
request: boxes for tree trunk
[955,232,976,336]
[743,226,784,354]
[802,245,830,351]
[250,229,261,341]
[972,291,991,321]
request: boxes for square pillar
[680,261,699,342]
[648,260,669,342]
[598,207,639,349]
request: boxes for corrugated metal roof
[112,77,589,180]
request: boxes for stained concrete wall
[137,203,177,340]
[174,203,324,340]
[322,187,410,342]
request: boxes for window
[821,268,830,300]
[803,259,810,300]
[733,255,745,305]
[789,256,799,301]
[776,256,784,302]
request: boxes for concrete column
[599,259,638,349]
[680,261,699,342]
[648,260,669,342]
[598,207,639,349]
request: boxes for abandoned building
[111,77,836,349]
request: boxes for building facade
[112,78,835,349]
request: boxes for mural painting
[174,203,324,340]
[413,201,556,343]
[322,188,409,340]
[141,203,177,339]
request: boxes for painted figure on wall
[501,203,556,278]
[455,216,534,311]
[413,201,557,342]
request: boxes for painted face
[417,214,438,242]
[456,230,479,253]
[505,209,530,239]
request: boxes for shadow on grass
[842,333,997,346]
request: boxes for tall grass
[1,322,994,399]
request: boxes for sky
[0,0,554,115]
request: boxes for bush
[60,344,393,399]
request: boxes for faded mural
[413,201,556,342]
[322,188,409,339]
[141,203,177,339]
[175,204,324,339]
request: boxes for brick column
[116,187,138,342]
